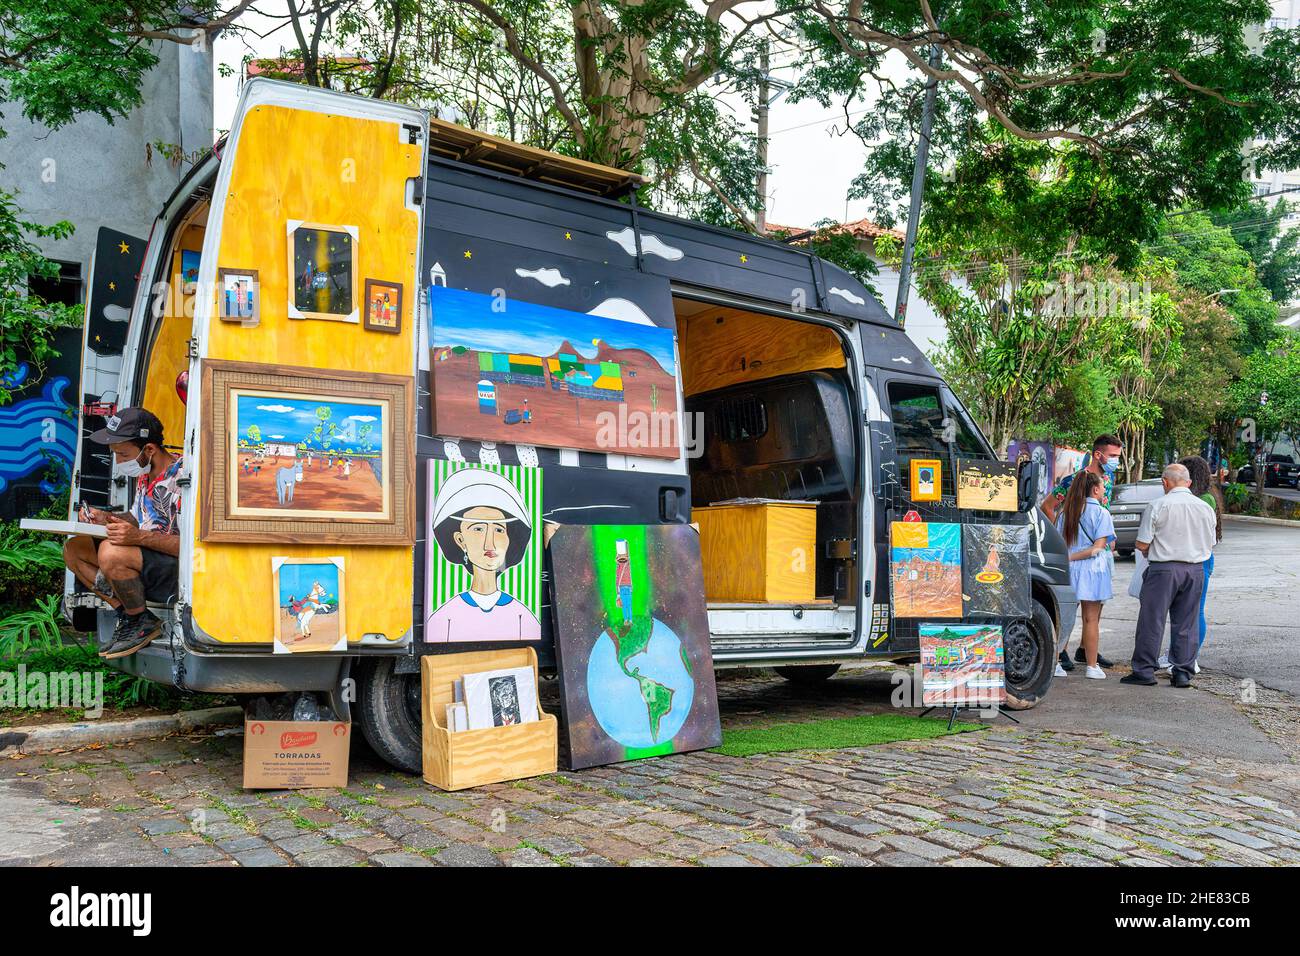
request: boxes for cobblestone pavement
[3,671,1299,867]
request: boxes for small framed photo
[363,279,403,334]
[287,220,359,323]
[218,267,261,325]
[272,556,347,654]
[910,458,943,502]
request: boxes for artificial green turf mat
[711,713,983,758]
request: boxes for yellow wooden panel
[693,502,816,603]
[143,224,206,447]
[191,104,422,645]
[679,308,845,396]
[421,649,557,790]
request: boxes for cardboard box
[243,719,351,789]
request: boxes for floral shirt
[130,456,184,534]
[1050,467,1113,513]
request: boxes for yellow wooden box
[692,501,818,604]
[420,647,557,791]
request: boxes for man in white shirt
[1122,463,1217,688]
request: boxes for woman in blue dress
[1056,471,1116,680]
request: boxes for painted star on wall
[118,241,130,254]
[463,250,472,259]
[739,254,748,263]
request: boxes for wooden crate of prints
[420,647,557,791]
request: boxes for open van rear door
[71,226,148,515]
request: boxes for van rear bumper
[112,640,346,694]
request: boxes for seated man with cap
[63,407,184,659]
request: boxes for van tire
[354,658,423,774]
[1002,598,1056,711]
[775,664,841,684]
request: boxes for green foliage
[1213,198,1300,306]
[0,594,63,658]
[791,2,1300,255]
[1222,481,1250,509]
[0,521,65,618]
[1231,334,1300,446]
[1154,212,1280,355]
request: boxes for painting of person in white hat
[426,468,541,642]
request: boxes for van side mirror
[1016,459,1038,513]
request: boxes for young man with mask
[1040,434,1124,673]
[62,408,183,659]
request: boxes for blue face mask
[1102,456,1120,475]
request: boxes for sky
[234,392,383,447]
[210,7,888,231]
[428,286,679,374]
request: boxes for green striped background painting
[425,460,544,621]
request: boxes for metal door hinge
[187,337,199,359]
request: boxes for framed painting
[201,359,414,544]
[427,285,681,459]
[217,267,260,325]
[962,524,1031,618]
[890,521,962,618]
[957,459,1019,512]
[549,524,722,770]
[909,458,942,502]
[272,556,346,653]
[363,278,403,334]
[287,221,359,323]
[423,460,543,644]
[919,624,1006,707]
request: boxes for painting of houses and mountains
[428,285,681,459]
[229,390,389,520]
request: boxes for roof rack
[426,116,644,198]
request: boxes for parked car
[1109,478,1165,557]
[1236,453,1299,488]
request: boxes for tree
[1231,335,1300,497]
[1153,211,1279,355]
[791,1,1300,256]
[1213,198,1300,306]
[246,424,261,444]
[1090,264,1183,482]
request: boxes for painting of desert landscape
[428,285,681,458]
[228,389,390,521]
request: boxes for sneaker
[1057,651,1076,672]
[1075,649,1115,668]
[1054,663,1069,677]
[1155,655,1171,674]
[1085,665,1106,680]
[1170,671,1192,689]
[99,612,161,659]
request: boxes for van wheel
[1003,598,1056,710]
[355,658,422,774]
[775,664,841,684]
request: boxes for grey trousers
[1132,560,1204,681]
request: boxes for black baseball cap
[89,407,165,446]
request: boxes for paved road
[2,665,1298,867]
[2,515,1296,868]
[1265,487,1300,504]
[1077,517,1300,697]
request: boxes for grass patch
[711,713,982,758]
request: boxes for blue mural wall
[0,325,81,521]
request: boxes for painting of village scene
[919,624,1006,707]
[229,389,390,521]
[273,557,346,654]
[890,521,963,618]
[428,285,680,458]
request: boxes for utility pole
[755,41,771,234]
[894,42,942,328]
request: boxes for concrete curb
[1224,514,1300,528]
[0,705,242,757]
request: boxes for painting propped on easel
[919,623,1005,707]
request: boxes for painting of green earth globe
[586,616,694,748]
